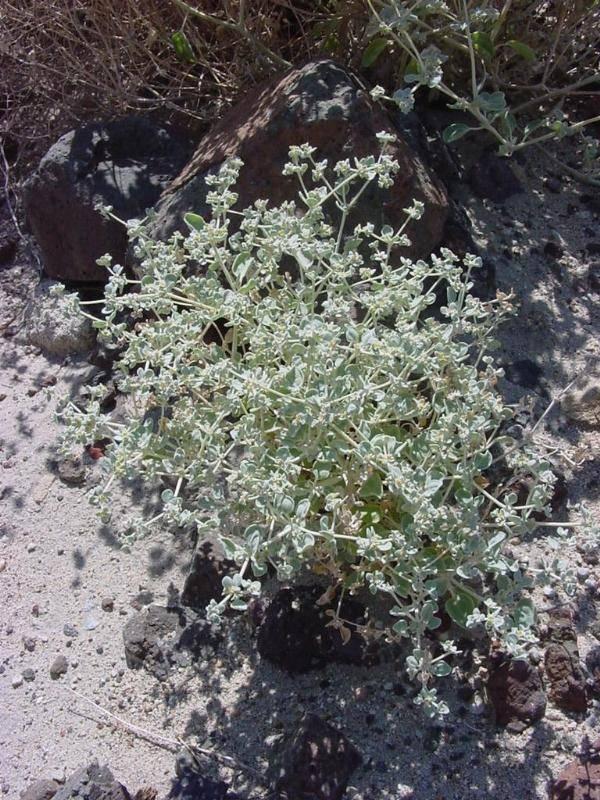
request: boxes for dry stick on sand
[68,689,267,785]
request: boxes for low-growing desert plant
[59,137,587,717]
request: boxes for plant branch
[171,0,291,69]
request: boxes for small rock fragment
[545,644,588,713]
[101,596,115,612]
[57,456,86,486]
[23,280,95,357]
[19,778,60,800]
[544,609,588,713]
[52,761,131,800]
[122,605,184,680]
[585,646,600,697]
[487,656,546,727]
[50,655,68,679]
[168,751,231,799]
[63,623,78,638]
[543,176,561,194]
[543,240,563,259]
[134,790,158,800]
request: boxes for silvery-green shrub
[59,135,584,717]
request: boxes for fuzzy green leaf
[360,472,383,499]
[506,40,537,62]
[361,37,388,68]
[442,123,472,143]
[183,212,205,231]
[512,598,535,628]
[472,31,495,60]
[171,31,195,63]
[445,588,478,628]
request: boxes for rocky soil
[1,130,599,799]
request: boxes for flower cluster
[60,139,583,717]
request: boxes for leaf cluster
[363,0,600,179]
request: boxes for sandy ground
[0,146,599,800]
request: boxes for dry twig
[68,689,267,785]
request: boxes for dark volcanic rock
[56,455,86,486]
[550,737,600,800]
[487,657,546,727]
[256,585,377,673]
[586,645,600,697]
[149,59,448,263]
[123,604,185,680]
[133,791,158,800]
[49,655,68,680]
[275,714,361,800]
[543,240,563,260]
[545,644,588,712]
[167,774,230,800]
[544,608,588,713]
[562,380,600,430]
[123,604,218,679]
[20,779,60,800]
[514,469,568,521]
[181,535,235,611]
[53,762,131,800]
[24,116,194,282]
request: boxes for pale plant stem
[514,114,600,151]
[480,521,584,528]
[67,689,266,781]
[510,74,600,113]
[462,0,478,100]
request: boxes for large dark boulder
[149,59,448,261]
[24,117,194,283]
